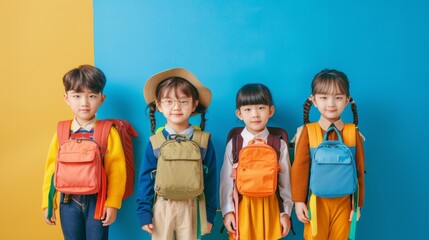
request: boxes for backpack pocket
[237,159,277,197]
[54,139,102,194]
[155,140,204,200]
[310,143,357,198]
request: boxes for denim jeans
[60,193,109,240]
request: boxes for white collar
[240,127,270,146]
[317,117,344,131]
[164,124,195,138]
[71,117,97,132]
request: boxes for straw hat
[143,68,212,110]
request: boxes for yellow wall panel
[0,0,94,238]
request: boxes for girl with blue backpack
[291,69,365,240]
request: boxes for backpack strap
[92,120,113,220]
[307,122,356,147]
[191,130,210,238]
[57,120,72,145]
[196,194,209,238]
[192,130,210,149]
[47,120,73,219]
[93,120,113,155]
[150,131,167,150]
[231,134,244,164]
[349,184,359,240]
[342,123,356,147]
[306,123,323,148]
[267,134,281,159]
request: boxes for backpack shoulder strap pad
[227,127,244,143]
[150,131,167,150]
[267,134,281,159]
[57,120,72,145]
[342,123,356,147]
[306,122,323,148]
[232,134,243,164]
[93,120,113,155]
[192,130,210,149]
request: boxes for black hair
[236,83,274,110]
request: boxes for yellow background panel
[0,0,93,238]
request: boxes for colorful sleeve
[355,129,365,207]
[291,125,311,203]
[136,140,158,227]
[103,127,126,209]
[41,132,59,210]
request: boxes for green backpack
[150,129,210,237]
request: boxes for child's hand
[223,212,236,234]
[102,207,117,226]
[349,207,361,221]
[295,202,310,223]
[207,222,213,233]
[142,224,154,235]
[280,214,291,237]
[44,208,56,225]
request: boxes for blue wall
[94,0,429,239]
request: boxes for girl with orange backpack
[220,83,293,240]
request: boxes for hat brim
[143,68,212,111]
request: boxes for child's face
[156,91,198,132]
[64,88,105,125]
[311,93,349,122]
[236,104,275,135]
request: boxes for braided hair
[303,69,358,125]
[148,77,207,134]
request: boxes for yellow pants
[304,196,351,240]
[152,197,198,240]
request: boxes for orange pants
[229,194,282,240]
[304,196,351,240]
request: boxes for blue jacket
[136,128,217,227]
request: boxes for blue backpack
[308,123,357,198]
[307,123,359,240]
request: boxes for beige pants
[152,197,198,240]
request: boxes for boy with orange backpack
[220,83,293,240]
[41,65,136,240]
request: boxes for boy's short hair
[63,65,106,93]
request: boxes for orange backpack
[104,119,138,199]
[234,138,279,197]
[224,127,296,238]
[228,127,289,198]
[48,119,138,220]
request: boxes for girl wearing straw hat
[136,68,217,240]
